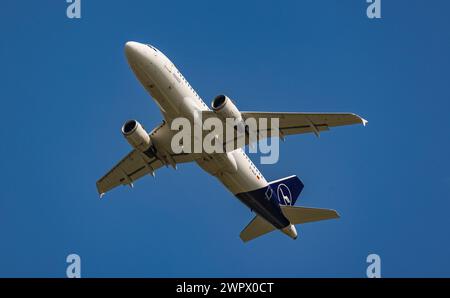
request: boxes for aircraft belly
[197,150,267,194]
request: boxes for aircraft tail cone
[281,224,298,240]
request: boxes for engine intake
[211,94,227,110]
[122,120,153,152]
[211,95,242,121]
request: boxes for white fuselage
[124,42,268,196]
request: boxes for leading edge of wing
[241,111,368,127]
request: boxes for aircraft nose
[125,41,154,66]
[124,41,142,59]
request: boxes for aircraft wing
[240,112,367,137]
[202,111,367,150]
[96,149,196,197]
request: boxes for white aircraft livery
[97,41,367,242]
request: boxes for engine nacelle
[211,95,243,122]
[122,120,153,152]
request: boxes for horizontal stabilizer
[240,216,276,243]
[240,206,340,243]
[281,206,340,224]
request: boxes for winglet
[361,118,368,127]
[100,193,105,199]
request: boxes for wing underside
[98,112,366,195]
[202,111,367,150]
[96,149,196,196]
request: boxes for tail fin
[268,175,304,206]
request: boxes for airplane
[96,41,367,242]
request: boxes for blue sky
[1,0,449,277]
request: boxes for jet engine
[211,95,243,122]
[211,94,251,138]
[122,120,153,152]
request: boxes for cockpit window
[146,44,157,52]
